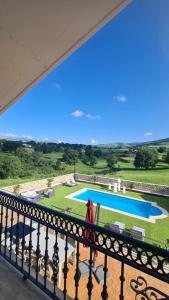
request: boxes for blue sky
[1,0,169,145]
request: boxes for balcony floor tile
[0,256,50,300]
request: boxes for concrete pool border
[65,188,168,223]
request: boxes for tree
[78,148,85,160]
[158,146,167,153]
[85,145,93,157]
[94,149,102,158]
[165,151,169,165]
[16,147,32,163]
[106,155,118,170]
[133,149,145,169]
[2,140,22,152]
[134,148,158,170]
[38,158,53,174]
[88,155,97,166]
[31,151,42,166]
[0,157,22,178]
[83,155,97,166]
[55,159,61,170]
[62,149,78,165]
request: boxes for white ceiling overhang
[0,0,131,113]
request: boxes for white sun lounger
[65,179,77,187]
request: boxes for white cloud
[114,95,127,103]
[86,114,102,120]
[91,138,97,145]
[0,133,67,143]
[57,140,64,144]
[71,110,102,120]
[144,132,153,136]
[0,133,33,140]
[71,110,84,118]
[21,135,33,139]
[0,133,17,139]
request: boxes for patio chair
[108,222,125,234]
[130,226,145,241]
[43,189,55,198]
[71,178,77,185]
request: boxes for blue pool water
[72,189,162,219]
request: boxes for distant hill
[139,138,169,146]
[98,138,169,148]
[0,135,169,148]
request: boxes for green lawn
[39,183,169,248]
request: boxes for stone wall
[75,173,169,197]
[2,173,169,197]
[1,174,74,194]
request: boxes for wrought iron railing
[0,190,169,300]
[51,204,169,250]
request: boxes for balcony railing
[0,190,169,300]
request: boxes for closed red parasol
[85,199,95,224]
[83,199,97,254]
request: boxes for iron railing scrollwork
[130,276,169,300]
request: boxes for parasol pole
[93,203,100,269]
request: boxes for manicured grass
[39,183,169,247]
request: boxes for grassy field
[0,151,169,187]
[45,152,169,185]
[43,152,169,185]
[39,183,169,247]
[76,159,169,185]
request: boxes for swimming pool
[66,188,168,222]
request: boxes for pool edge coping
[65,187,169,224]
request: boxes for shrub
[47,178,53,188]
[13,184,21,195]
